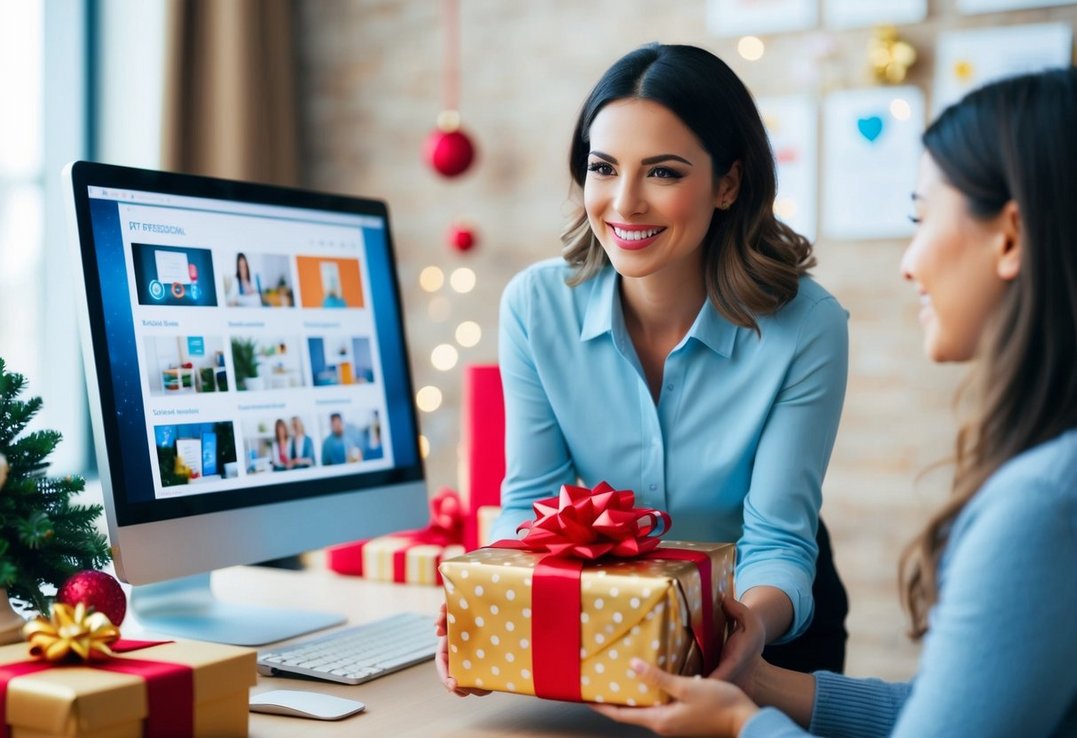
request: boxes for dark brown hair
[900,67,1077,638]
[561,44,814,331]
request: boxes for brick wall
[295,0,1076,679]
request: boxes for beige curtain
[162,0,299,186]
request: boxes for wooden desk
[217,564,655,738]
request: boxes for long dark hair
[561,43,814,331]
[900,67,1077,638]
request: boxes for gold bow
[22,602,120,662]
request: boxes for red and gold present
[327,487,465,585]
[439,483,735,706]
[0,639,256,738]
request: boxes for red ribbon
[0,640,193,738]
[490,482,716,702]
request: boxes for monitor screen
[64,162,429,616]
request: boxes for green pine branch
[0,357,111,614]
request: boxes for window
[0,1,89,472]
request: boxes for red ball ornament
[57,570,127,626]
[447,222,477,252]
[424,111,476,178]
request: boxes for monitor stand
[130,573,345,646]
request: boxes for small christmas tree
[0,357,110,614]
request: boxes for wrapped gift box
[327,487,466,585]
[0,639,256,738]
[440,539,735,706]
[328,535,465,585]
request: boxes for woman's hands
[434,602,491,697]
[592,597,770,736]
[711,596,768,699]
[592,658,759,737]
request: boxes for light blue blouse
[491,259,848,640]
[744,429,1077,736]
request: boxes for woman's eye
[586,161,614,176]
[649,166,683,179]
[907,215,922,225]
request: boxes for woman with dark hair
[596,67,1077,737]
[228,252,261,307]
[269,418,292,471]
[437,43,850,690]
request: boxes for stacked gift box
[327,364,505,582]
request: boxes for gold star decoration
[868,26,918,85]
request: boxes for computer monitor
[63,161,429,645]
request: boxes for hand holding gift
[438,482,735,706]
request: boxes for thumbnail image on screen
[223,251,295,308]
[131,243,218,307]
[296,256,364,308]
[154,421,239,486]
[144,335,228,395]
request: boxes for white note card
[822,87,925,241]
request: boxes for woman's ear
[996,200,1022,281]
[715,161,742,210]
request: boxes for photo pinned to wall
[222,251,295,307]
[705,0,817,37]
[824,0,926,30]
[241,414,321,474]
[296,256,365,309]
[822,86,924,241]
[319,408,384,467]
[933,23,1073,117]
[957,0,1075,13]
[143,335,228,395]
[758,95,817,242]
[229,335,306,392]
[308,336,375,387]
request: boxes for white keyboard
[256,611,437,685]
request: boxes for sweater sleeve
[886,473,1077,737]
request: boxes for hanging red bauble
[447,221,477,252]
[425,111,476,178]
[57,570,127,626]
[424,0,477,179]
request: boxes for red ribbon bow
[484,482,719,702]
[516,481,672,559]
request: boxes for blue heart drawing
[857,115,884,143]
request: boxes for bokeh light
[431,343,459,371]
[737,36,765,61]
[449,267,476,293]
[455,320,482,347]
[416,385,443,412]
[428,296,452,322]
[419,265,444,292]
[889,98,912,121]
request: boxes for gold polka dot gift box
[439,483,735,706]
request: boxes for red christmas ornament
[447,221,477,252]
[57,570,127,626]
[424,0,478,178]
[425,112,476,178]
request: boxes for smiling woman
[435,43,852,697]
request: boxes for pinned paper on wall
[958,0,1076,13]
[824,0,926,30]
[758,95,817,241]
[822,86,924,240]
[933,23,1073,116]
[705,0,817,37]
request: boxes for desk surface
[219,564,655,738]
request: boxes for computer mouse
[249,689,366,720]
